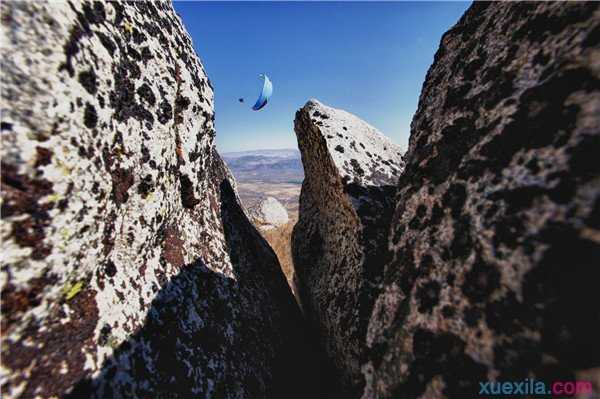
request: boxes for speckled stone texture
[362,3,600,398]
[0,2,315,398]
[292,100,404,396]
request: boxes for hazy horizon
[221,148,299,155]
[174,1,471,152]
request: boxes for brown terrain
[260,220,297,295]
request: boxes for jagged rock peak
[296,99,404,188]
[0,2,317,398]
[249,197,289,230]
[292,99,404,396]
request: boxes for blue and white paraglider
[251,74,272,111]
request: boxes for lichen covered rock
[363,3,600,398]
[292,99,404,395]
[0,2,314,398]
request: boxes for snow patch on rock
[300,99,404,188]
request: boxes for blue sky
[174,1,470,153]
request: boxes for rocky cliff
[292,100,404,395]
[365,3,600,397]
[293,3,600,398]
[0,2,316,398]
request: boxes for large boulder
[292,99,404,395]
[0,2,316,398]
[363,3,600,398]
[249,197,289,230]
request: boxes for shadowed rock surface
[0,2,316,398]
[292,100,405,396]
[363,3,600,398]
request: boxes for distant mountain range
[222,149,304,183]
[222,149,300,159]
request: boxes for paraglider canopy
[252,74,272,111]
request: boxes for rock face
[364,3,600,397]
[292,100,404,395]
[0,2,316,398]
[249,197,289,230]
[294,3,600,399]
